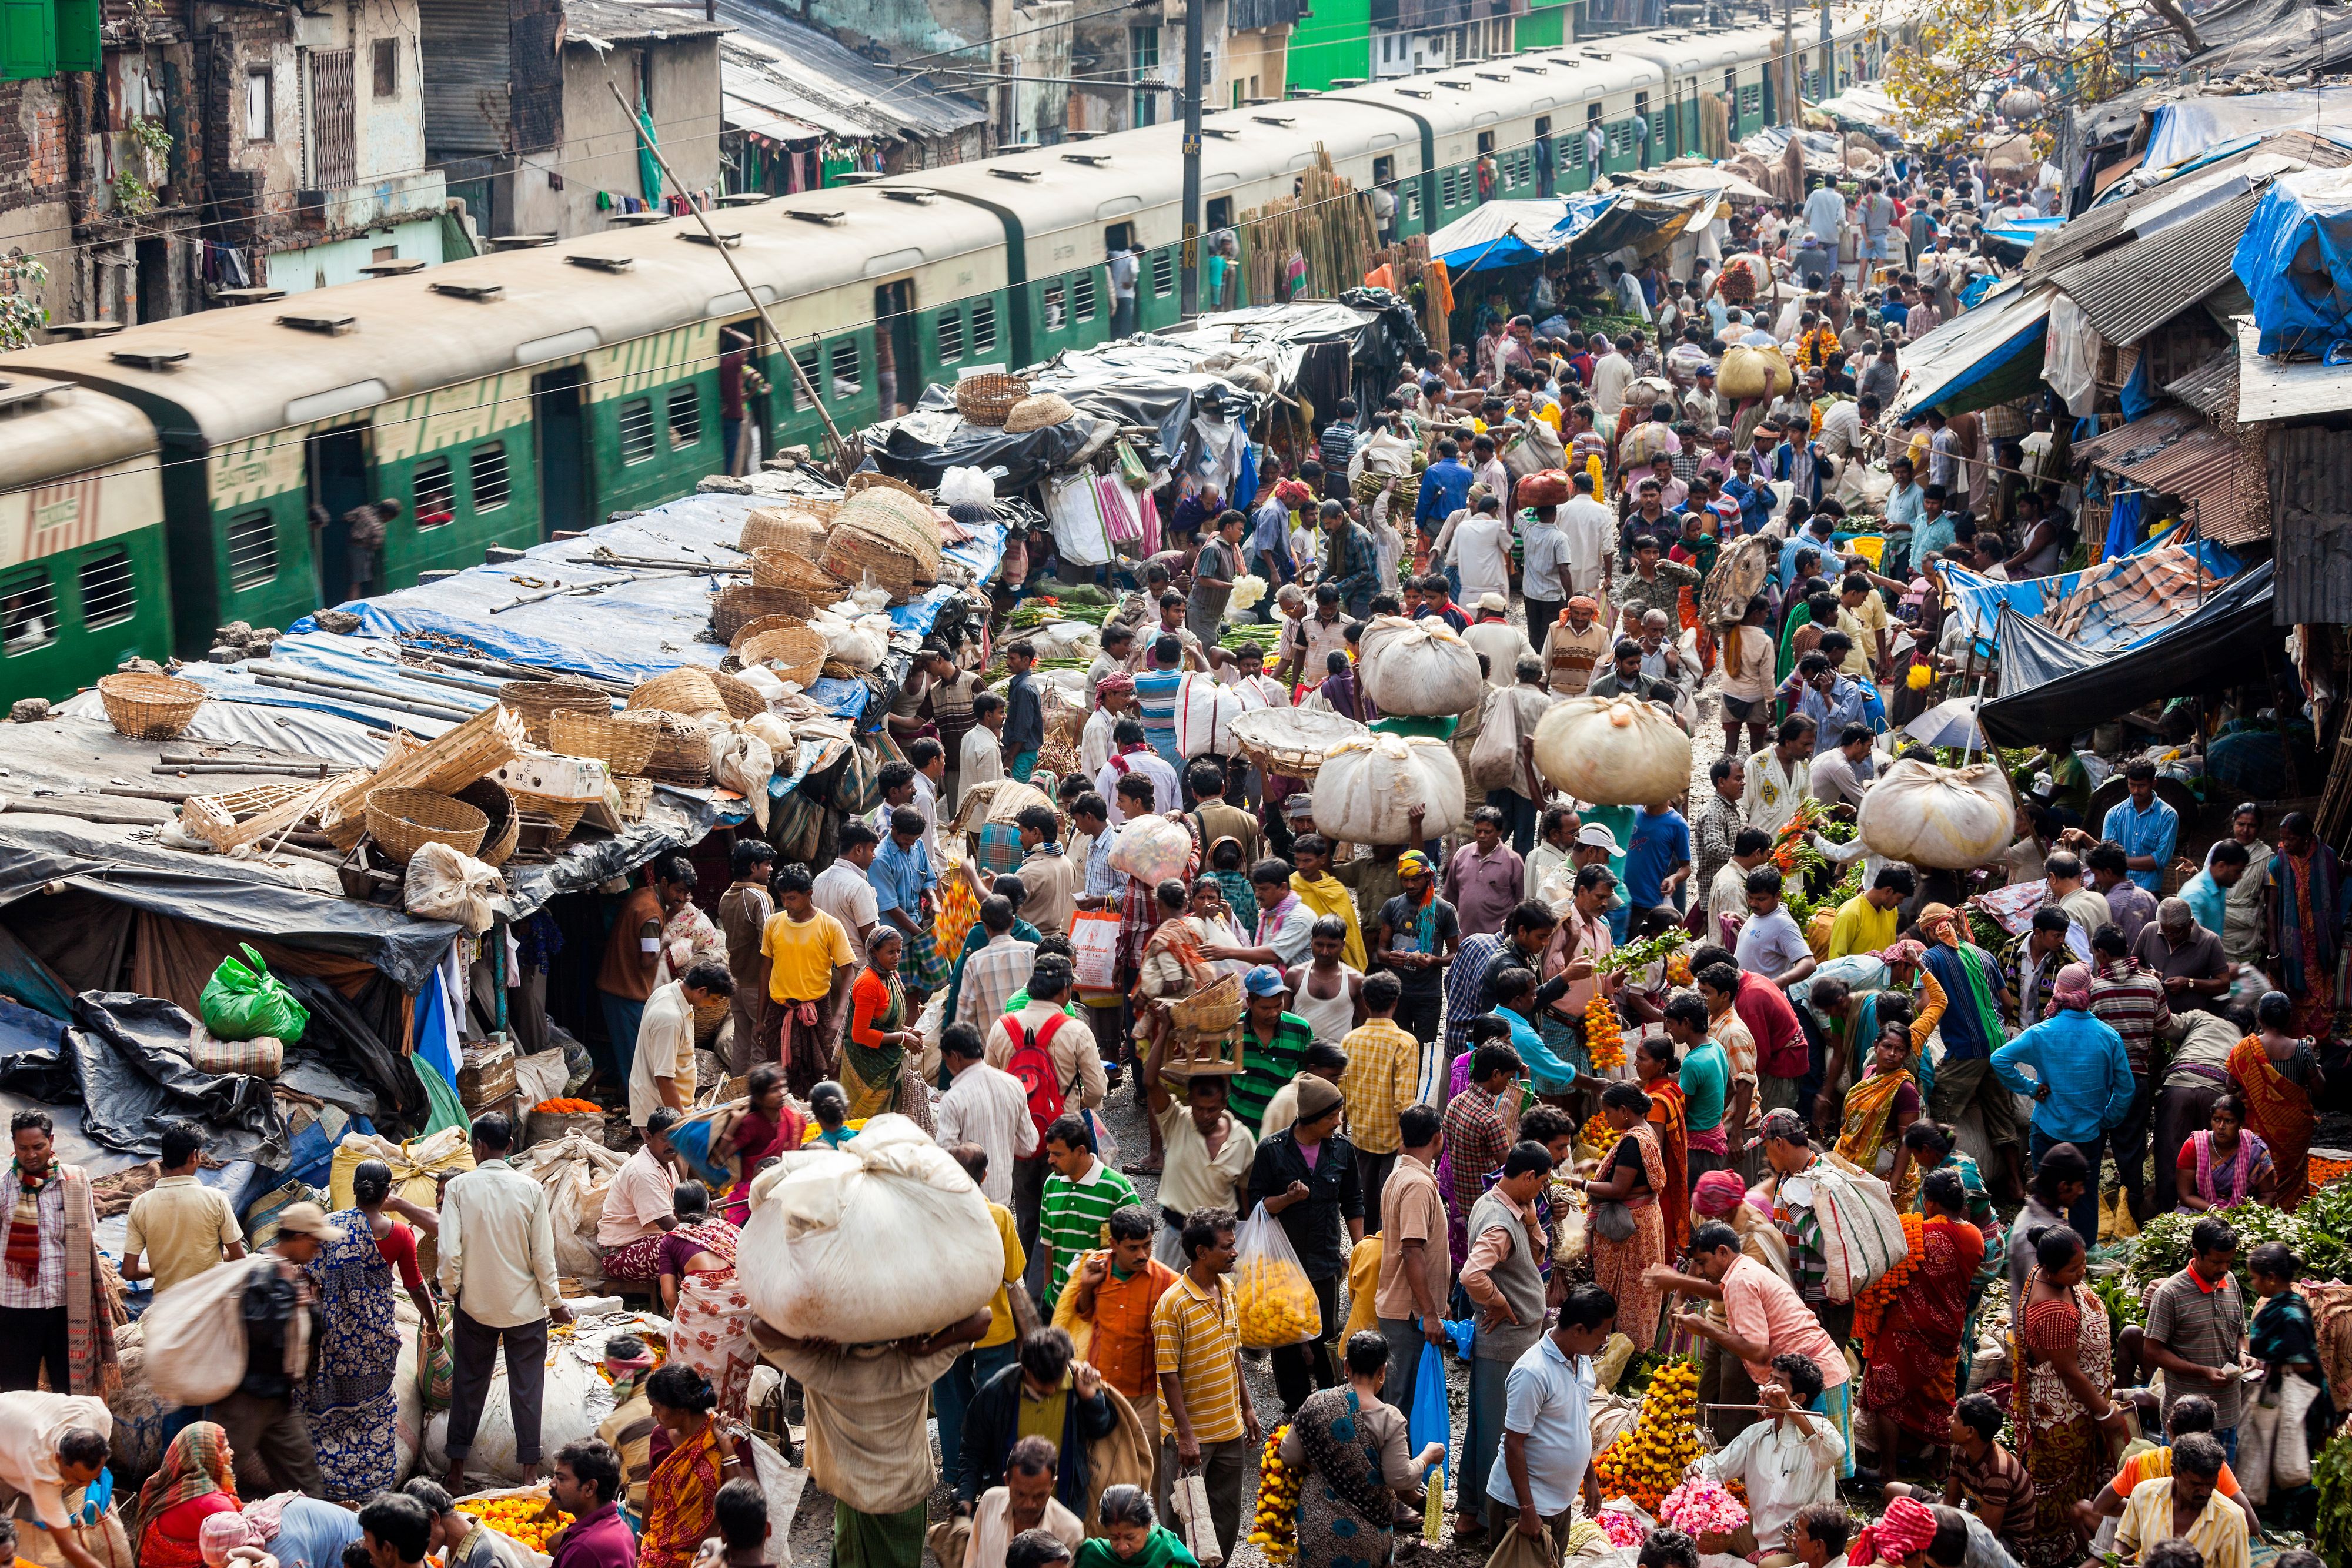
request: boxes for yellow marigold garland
[1592,1356,1706,1514]
[1251,1426,1299,1561]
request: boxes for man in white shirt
[597,1109,681,1283]
[1708,827,1775,942]
[1556,471,1615,600]
[1082,676,1136,778]
[1706,1356,1845,1547]
[1485,1283,1618,1542]
[1741,717,1816,836]
[968,1439,1085,1568]
[1803,178,1847,250]
[1449,495,1516,606]
[1816,393,1873,467]
[629,962,731,1126]
[1588,338,1634,423]
[1735,867,1818,989]
[814,821,883,944]
[934,1023,1041,1206]
[959,693,1008,811]
[437,1112,570,1492]
[956,897,1040,1032]
[0,1392,111,1568]
[1465,594,1535,690]
[1806,724,1877,811]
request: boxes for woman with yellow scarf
[1835,1025,1924,1205]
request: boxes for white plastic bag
[403,842,503,935]
[1856,757,2014,868]
[1232,1202,1321,1348]
[1107,813,1194,885]
[738,1114,1004,1343]
[1357,615,1484,717]
[1311,734,1468,844]
[140,1253,261,1406]
[1532,696,1693,807]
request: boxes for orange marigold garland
[1252,1426,1299,1561]
[1592,1356,1706,1514]
[1586,992,1625,1071]
[1853,1210,1926,1356]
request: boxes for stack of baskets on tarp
[315,701,531,870]
[814,473,945,606]
[721,503,848,635]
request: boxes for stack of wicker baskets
[817,483,945,606]
[748,547,847,620]
[499,679,611,747]
[548,708,661,775]
[626,667,726,717]
[738,624,827,688]
[954,373,1028,427]
[738,504,830,557]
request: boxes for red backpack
[1002,1012,1074,1155]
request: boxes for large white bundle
[1531,696,1692,807]
[141,1253,260,1406]
[423,1310,666,1483]
[1805,1152,1910,1303]
[739,1114,1003,1343]
[1857,757,2013,868]
[1107,813,1193,885]
[1357,616,1483,717]
[511,1132,627,1282]
[1311,734,1467,844]
[1173,671,1273,759]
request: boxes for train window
[412,460,456,530]
[1439,169,1455,206]
[227,510,280,586]
[1043,281,1067,332]
[78,549,134,629]
[1404,186,1421,220]
[973,299,998,354]
[666,386,703,449]
[938,310,964,361]
[1151,249,1173,297]
[793,346,821,406]
[619,399,657,464]
[1073,271,1097,322]
[828,341,860,396]
[0,569,55,653]
[470,444,512,509]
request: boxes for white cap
[1575,823,1621,853]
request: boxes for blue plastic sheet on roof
[1426,195,1618,274]
[288,489,1002,704]
[2144,91,2352,176]
[1983,215,2063,248]
[1942,531,2243,647]
[2233,166,2352,355]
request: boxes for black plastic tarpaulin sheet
[1979,562,2278,747]
[0,991,289,1163]
[867,405,1117,494]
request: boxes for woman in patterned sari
[2266,812,2345,1039]
[841,927,924,1121]
[2177,1091,2277,1211]
[1860,1168,1983,1470]
[639,1363,750,1568]
[1635,1036,1691,1255]
[1571,1082,1671,1346]
[302,1160,437,1499]
[133,1423,241,1568]
[1834,1027,1923,1208]
[1275,1333,1444,1568]
[2231,990,2326,1209]
[2009,1225,2131,1568]
[656,1185,757,1415]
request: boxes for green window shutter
[55,0,96,72]
[0,0,54,81]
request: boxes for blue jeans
[2029,1125,2105,1242]
[934,1339,1018,1496]
[597,991,645,1087]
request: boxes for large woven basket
[498,679,610,747]
[547,708,662,775]
[713,583,801,644]
[845,471,931,506]
[645,715,713,785]
[840,487,944,570]
[818,530,917,604]
[954,373,1029,426]
[364,787,489,866]
[512,790,587,837]
[1227,708,1369,781]
[97,671,207,740]
[1170,973,1244,1034]
[708,667,767,721]
[453,777,519,868]
[739,506,827,557]
[728,613,802,651]
[1004,392,1080,433]
[749,547,846,612]
[626,667,725,716]
[740,624,827,688]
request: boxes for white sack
[141,1253,262,1406]
[404,842,503,935]
[1311,734,1468,844]
[1173,671,1273,760]
[1856,757,2014,868]
[510,1132,628,1282]
[423,1310,668,1484]
[1357,616,1484,718]
[1107,814,1194,886]
[1532,696,1693,807]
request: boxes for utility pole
[1180,0,1204,316]
[1779,0,1793,123]
[1818,0,1832,97]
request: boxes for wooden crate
[1162,1027,1245,1077]
[458,1038,517,1112]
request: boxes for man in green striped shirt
[1038,1114,1141,1311]
[1227,965,1315,1134]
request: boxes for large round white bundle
[1857,757,2014,868]
[1174,671,1274,759]
[1532,696,1693,807]
[1107,813,1193,884]
[1311,734,1467,844]
[738,1114,1003,1344]
[1357,616,1483,718]
[424,1311,663,1483]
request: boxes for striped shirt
[2089,956,2171,1075]
[1228,1012,1314,1133]
[1038,1158,1142,1309]
[1338,1019,1421,1155]
[955,936,1038,1032]
[1133,667,1185,767]
[1152,1272,1247,1442]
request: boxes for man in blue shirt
[1990,961,2135,1241]
[1780,649,1874,757]
[1779,511,1839,592]
[1722,452,1773,537]
[1415,437,1473,536]
[1881,456,1923,569]
[2102,761,2180,894]
[1623,801,1693,924]
[868,804,944,1004]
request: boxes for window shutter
[0,0,55,81]
[55,0,96,71]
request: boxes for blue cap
[1244,965,1289,998]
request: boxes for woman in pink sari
[655,1184,757,1415]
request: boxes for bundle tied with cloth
[138,1204,342,1407]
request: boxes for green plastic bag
[198,944,309,1044]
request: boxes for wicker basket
[512,791,587,837]
[1169,973,1245,1035]
[1227,708,1368,781]
[713,583,801,643]
[363,787,489,866]
[840,488,944,572]
[547,708,661,775]
[728,613,801,651]
[626,667,726,716]
[453,777,519,868]
[844,471,931,506]
[645,716,713,785]
[96,671,208,740]
[498,679,611,747]
[740,624,827,688]
[707,667,767,721]
[739,506,828,558]
[749,548,847,614]
[613,775,653,818]
[954,373,1030,427]
[1004,392,1080,433]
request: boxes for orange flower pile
[1853,1210,1926,1355]
[456,1496,573,1553]
[1251,1426,1299,1561]
[1593,1356,1706,1513]
[534,1098,600,1115]
[1586,992,1625,1072]
[2312,1155,2352,1188]
[1579,1112,1613,1151]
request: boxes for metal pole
[1180,0,1204,316]
[1780,0,1793,122]
[1819,0,1832,97]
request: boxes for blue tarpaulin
[2233,166,2352,354]
[1942,533,2243,647]
[1426,195,1618,273]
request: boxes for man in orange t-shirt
[2072,1393,2259,1540]
[1065,1205,1178,1433]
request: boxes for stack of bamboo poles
[1239,147,1381,306]
[1365,233,1449,357]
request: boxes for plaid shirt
[955,936,1040,1032]
[1439,1088,1511,1231]
[973,821,1025,880]
[2089,956,2171,1076]
[1338,1019,1422,1155]
[2003,939,2069,1028]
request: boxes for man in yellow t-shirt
[1824,867,1914,959]
[1835,571,1893,682]
[757,863,857,1084]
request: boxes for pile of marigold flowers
[533,1098,600,1115]
[1592,1356,1706,1513]
[1853,1209,1926,1355]
[456,1495,573,1552]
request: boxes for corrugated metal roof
[2164,355,2241,423]
[2076,405,2204,465]
[2080,406,2264,540]
[2024,139,2327,278]
[2235,316,2352,422]
[711,3,987,142]
[2044,186,2266,346]
[563,0,729,44]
